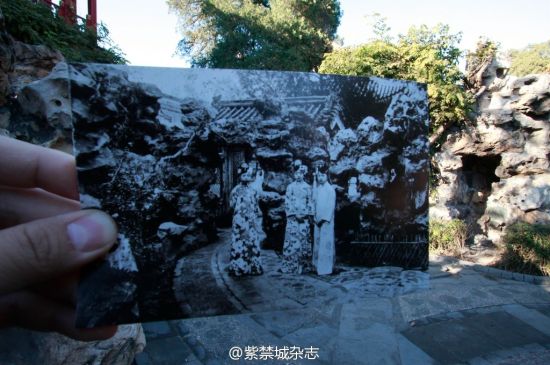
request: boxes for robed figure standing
[312,171,336,275]
[228,164,263,276]
[281,163,314,274]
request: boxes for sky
[68,0,550,68]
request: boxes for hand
[0,136,118,341]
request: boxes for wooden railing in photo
[349,232,429,270]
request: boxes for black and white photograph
[71,64,429,327]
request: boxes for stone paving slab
[469,344,550,365]
[174,314,294,364]
[503,304,550,337]
[398,274,550,324]
[136,245,550,365]
[530,303,550,318]
[141,321,174,339]
[135,336,199,365]
[212,241,431,315]
[398,286,510,323]
[396,333,435,365]
[250,309,332,338]
[338,299,393,339]
[402,311,550,365]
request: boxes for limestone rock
[18,62,71,124]
[496,152,549,178]
[432,56,550,244]
[11,41,63,88]
[329,128,357,160]
[157,222,189,239]
[434,150,462,172]
[2,61,72,151]
[37,325,145,365]
[512,74,550,116]
[256,147,293,170]
[0,305,145,365]
[306,146,328,161]
[487,174,550,213]
[357,116,383,143]
[263,171,292,194]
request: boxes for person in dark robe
[228,163,263,276]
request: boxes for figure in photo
[249,159,267,246]
[313,167,337,275]
[228,163,263,276]
[281,161,314,274]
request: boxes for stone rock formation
[0,325,145,365]
[431,56,550,245]
[0,7,66,149]
[70,63,220,325]
[36,325,145,365]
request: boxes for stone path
[136,232,550,365]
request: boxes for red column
[58,0,77,26]
[86,0,97,31]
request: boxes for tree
[319,23,472,146]
[464,37,499,96]
[366,12,392,43]
[167,0,341,71]
[508,40,550,76]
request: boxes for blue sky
[71,0,550,67]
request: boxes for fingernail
[67,211,117,252]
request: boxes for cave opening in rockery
[460,154,502,238]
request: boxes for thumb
[0,210,117,294]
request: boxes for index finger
[0,136,78,200]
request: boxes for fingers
[0,136,78,200]
[0,291,118,341]
[30,272,79,306]
[0,187,80,229]
[0,210,117,294]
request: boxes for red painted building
[38,0,97,31]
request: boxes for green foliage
[466,37,499,74]
[499,223,550,276]
[0,0,126,63]
[508,40,550,76]
[319,23,473,136]
[365,12,392,42]
[167,0,341,71]
[429,219,468,256]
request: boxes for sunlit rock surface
[432,56,550,245]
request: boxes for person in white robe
[312,172,336,275]
[249,161,267,245]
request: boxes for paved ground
[135,231,550,365]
